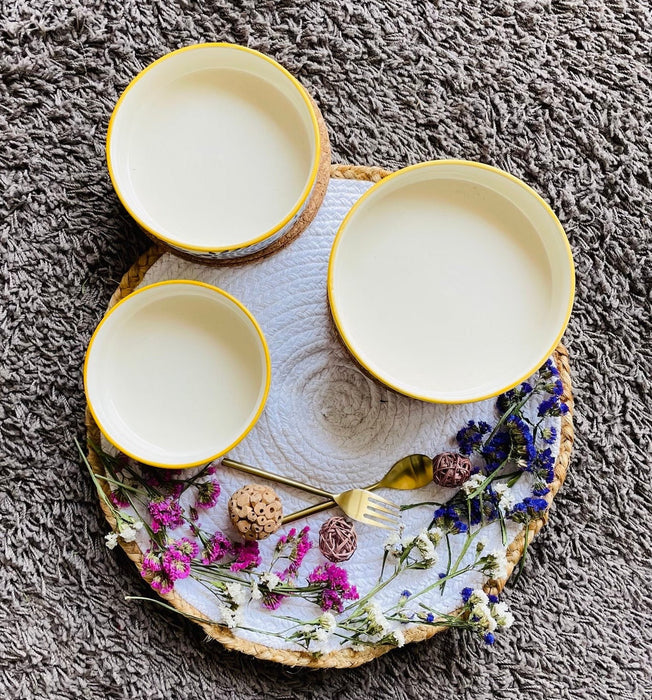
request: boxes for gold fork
[221,458,401,530]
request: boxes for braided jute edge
[85,163,574,669]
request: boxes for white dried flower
[462,473,485,495]
[260,572,282,590]
[472,602,497,632]
[389,629,405,647]
[225,582,247,606]
[319,612,337,632]
[468,589,489,606]
[494,483,516,513]
[486,549,509,580]
[492,602,514,628]
[250,582,262,601]
[415,532,438,567]
[219,605,243,629]
[105,532,119,550]
[384,526,406,557]
[364,602,391,637]
[118,524,137,542]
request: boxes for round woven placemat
[85,163,574,668]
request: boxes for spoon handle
[221,458,333,499]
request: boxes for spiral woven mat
[85,163,574,669]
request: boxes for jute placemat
[85,163,574,668]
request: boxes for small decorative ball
[319,516,357,562]
[432,452,472,488]
[228,484,283,540]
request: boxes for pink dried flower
[262,592,285,610]
[307,563,359,612]
[150,571,174,595]
[196,479,221,509]
[201,531,233,565]
[141,550,162,576]
[147,496,184,533]
[170,482,184,498]
[168,537,199,561]
[162,551,191,581]
[206,465,217,475]
[230,540,261,572]
[109,490,129,509]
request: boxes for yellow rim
[106,43,321,254]
[84,280,272,468]
[327,159,576,404]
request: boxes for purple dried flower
[201,530,233,565]
[168,537,199,561]
[262,592,285,610]
[230,540,261,572]
[148,496,184,533]
[196,479,221,509]
[307,564,358,612]
[109,490,129,509]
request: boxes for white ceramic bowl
[328,161,575,404]
[84,281,270,468]
[107,43,320,260]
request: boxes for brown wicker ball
[319,516,357,562]
[228,484,283,540]
[432,452,472,488]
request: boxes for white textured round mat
[116,176,563,654]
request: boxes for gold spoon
[281,453,433,524]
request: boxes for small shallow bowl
[328,160,575,404]
[107,43,320,260]
[84,281,270,468]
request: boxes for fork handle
[281,499,337,524]
[221,458,333,499]
[281,481,382,524]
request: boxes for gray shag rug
[1,2,650,698]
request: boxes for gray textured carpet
[1,1,650,698]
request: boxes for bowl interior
[329,162,574,403]
[85,282,269,467]
[108,45,318,250]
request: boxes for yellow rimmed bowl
[107,43,321,261]
[328,160,575,404]
[84,281,271,468]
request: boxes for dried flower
[147,496,184,533]
[201,530,233,565]
[456,420,491,455]
[307,564,359,612]
[105,532,119,550]
[109,490,130,509]
[196,479,221,509]
[230,540,261,572]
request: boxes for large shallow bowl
[328,160,575,403]
[107,43,320,260]
[84,281,270,468]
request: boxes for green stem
[400,501,443,511]
[466,458,510,500]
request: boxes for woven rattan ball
[319,516,357,562]
[228,484,283,540]
[432,452,472,488]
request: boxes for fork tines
[361,493,401,530]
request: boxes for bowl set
[85,43,575,468]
